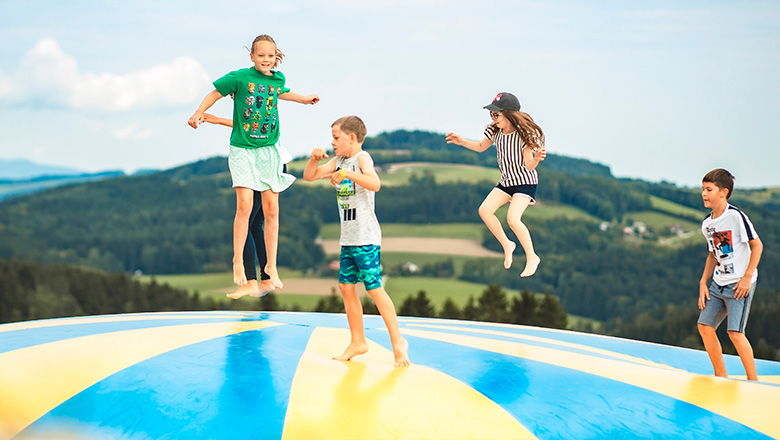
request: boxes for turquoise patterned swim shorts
[339,245,382,290]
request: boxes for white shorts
[228,141,295,193]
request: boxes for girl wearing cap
[446,92,546,277]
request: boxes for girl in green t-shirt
[188,35,318,292]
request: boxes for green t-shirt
[213,68,290,148]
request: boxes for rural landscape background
[1,129,779,361]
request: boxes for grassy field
[733,187,780,205]
[287,160,499,187]
[140,269,598,330]
[624,211,700,234]
[319,222,485,240]
[649,195,704,221]
[380,163,498,186]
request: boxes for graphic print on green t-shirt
[213,68,290,149]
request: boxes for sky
[1,0,778,188]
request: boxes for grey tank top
[335,151,382,246]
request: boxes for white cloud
[0,38,211,112]
[111,123,155,140]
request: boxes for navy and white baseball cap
[484,92,520,112]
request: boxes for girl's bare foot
[233,262,247,286]
[520,254,541,277]
[250,279,276,298]
[227,280,259,299]
[503,241,516,269]
[393,337,410,367]
[264,265,284,289]
[333,342,369,361]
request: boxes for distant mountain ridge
[0,171,126,202]
[0,158,85,180]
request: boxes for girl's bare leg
[232,187,254,286]
[479,189,514,269]
[260,190,283,288]
[334,283,369,361]
[368,286,409,367]
[507,195,540,277]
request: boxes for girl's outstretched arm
[445,133,492,152]
[279,91,320,105]
[523,146,547,171]
[188,90,225,128]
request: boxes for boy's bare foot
[333,342,369,361]
[264,265,284,289]
[233,262,247,286]
[250,279,276,298]
[393,337,410,367]
[503,241,516,269]
[227,280,259,299]
[520,255,541,277]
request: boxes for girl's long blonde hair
[492,110,545,150]
[249,34,285,68]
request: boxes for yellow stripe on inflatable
[407,323,681,371]
[0,320,280,439]
[282,327,536,440]
[401,327,780,439]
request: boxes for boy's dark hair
[332,115,367,143]
[703,168,735,199]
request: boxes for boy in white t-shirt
[698,168,763,380]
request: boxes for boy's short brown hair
[332,116,367,143]
[703,168,735,199]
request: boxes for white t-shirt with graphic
[701,204,759,286]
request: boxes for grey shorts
[697,281,756,333]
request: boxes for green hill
[1,129,779,360]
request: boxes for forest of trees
[1,129,778,360]
[0,258,569,335]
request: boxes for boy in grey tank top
[303,116,409,367]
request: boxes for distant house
[402,262,420,273]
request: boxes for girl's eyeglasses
[490,112,501,120]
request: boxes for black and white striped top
[484,125,538,186]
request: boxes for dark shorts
[496,183,537,203]
[339,245,382,290]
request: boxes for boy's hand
[698,282,710,310]
[734,277,752,300]
[304,95,320,105]
[330,170,344,186]
[188,112,204,129]
[311,148,329,161]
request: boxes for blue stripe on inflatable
[19,324,313,440]
[367,329,774,440]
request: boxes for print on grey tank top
[335,151,382,246]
